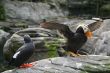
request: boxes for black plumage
[62,26,87,53]
[9,35,35,67]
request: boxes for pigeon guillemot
[9,35,35,68]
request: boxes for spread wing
[88,20,103,32]
[40,20,74,39]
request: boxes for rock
[2,55,110,73]
[95,31,110,56]
[0,21,12,32]
[0,29,10,62]
[4,1,64,23]
[93,19,110,55]
[3,27,64,62]
[0,21,28,33]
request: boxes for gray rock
[93,19,110,56]
[0,21,28,33]
[95,31,110,55]
[3,27,64,62]
[0,30,10,62]
[2,55,110,73]
[4,1,64,23]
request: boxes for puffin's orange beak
[85,31,93,39]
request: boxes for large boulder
[2,55,110,73]
[3,27,64,62]
[93,19,110,55]
[0,29,9,62]
[4,0,64,23]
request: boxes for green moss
[82,64,110,73]
[104,64,110,68]
[0,64,14,72]
[47,44,58,58]
[11,40,22,52]
[44,38,61,58]
[0,3,6,21]
[4,40,22,61]
[80,70,110,73]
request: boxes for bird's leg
[19,63,33,68]
[67,51,78,57]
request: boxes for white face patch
[76,24,89,33]
[13,51,20,58]
[82,25,89,33]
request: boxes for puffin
[40,19,92,57]
[8,35,35,68]
[63,24,92,56]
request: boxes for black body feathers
[9,35,35,67]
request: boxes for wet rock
[2,55,110,73]
[3,27,64,62]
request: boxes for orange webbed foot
[19,63,33,68]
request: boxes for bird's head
[76,24,92,39]
[24,35,32,43]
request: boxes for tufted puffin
[65,24,92,56]
[9,35,35,68]
[40,19,92,57]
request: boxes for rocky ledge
[2,55,110,73]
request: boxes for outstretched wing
[88,20,103,32]
[40,20,74,39]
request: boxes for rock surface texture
[0,30,9,62]
[2,55,110,73]
[93,19,110,55]
[4,1,64,22]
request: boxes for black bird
[9,35,35,68]
[40,20,92,57]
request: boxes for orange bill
[85,31,93,38]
